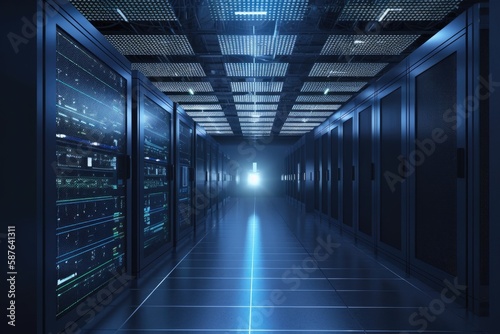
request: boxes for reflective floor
[81,197,492,333]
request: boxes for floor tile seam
[308,212,484,329]
[115,201,239,332]
[268,198,369,332]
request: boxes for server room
[1,0,499,333]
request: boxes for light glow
[116,8,129,22]
[248,172,260,186]
[378,8,403,21]
[235,11,267,15]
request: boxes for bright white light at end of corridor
[248,172,260,186]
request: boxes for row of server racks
[284,4,490,317]
[33,1,235,332]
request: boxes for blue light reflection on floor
[248,196,259,333]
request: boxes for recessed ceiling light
[234,11,267,15]
[116,8,128,21]
[378,8,402,21]
[188,88,194,95]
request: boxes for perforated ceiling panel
[131,63,206,77]
[292,105,341,111]
[309,63,388,77]
[104,35,194,55]
[83,0,468,138]
[237,111,277,117]
[288,111,334,117]
[236,105,278,111]
[301,82,367,93]
[68,0,178,21]
[231,82,283,93]
[242,131,272,136]
[239,117,275,123]
[296,95,351,103]
[218,35,297,55]
[225,63,288,77]
[321,34,420,56]
[286,117,327,123]
[192,117,228,123]
[153,82,214,93]
[208,0,308,21]
[206,130,234,135]
[183,106,223,112]
[233,95,280,103]
[168,95,218,103]
[186,111,225,117]
[241,123,274,127]
[339,0,463,21]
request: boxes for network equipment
[55,29,127,317]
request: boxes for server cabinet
[378,83,406,258]
[321,132,330,216]
[218,151,223,206]
[330,127,340,222]
[358,105,374,238]
[300,145,306,203]
[195,129,208,230]
[210,144,219,210]
[132,71,173,273]
[43,1,132,332]
[313,137,320,211]
[409,33,467,286]
[342,117,354,229]
[174,105,195,242]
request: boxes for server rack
[174,104,195,243]
[43,1,132,332]
[291,4,489,315]
[211,144,219,210]
[195,125,209,232]
[132,71,174,274]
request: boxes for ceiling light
[324,88,329,95]
[378,8,402,22]
[235,11,267,15]
[188,88,194,95]
[353,40,365,44]
[116,8,128,22]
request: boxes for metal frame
[44,0,133,332]
[132,71,174,274]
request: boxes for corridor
[81,197,490,333]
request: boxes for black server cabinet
[132,71,174,273]
[358,106,373,237]
[330,127,340,221]
[195,128,208,230]
[409,36,467,281]
[299,145,305,203]
[342,118,354,228]
[321,132,330,216]
[313,137,320,211]
[209,143,218,212]
[174,105,195,242]
[212,145,219,209]
[218,151,224,206]
[379,86,405,253]
[43,1,132,332]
